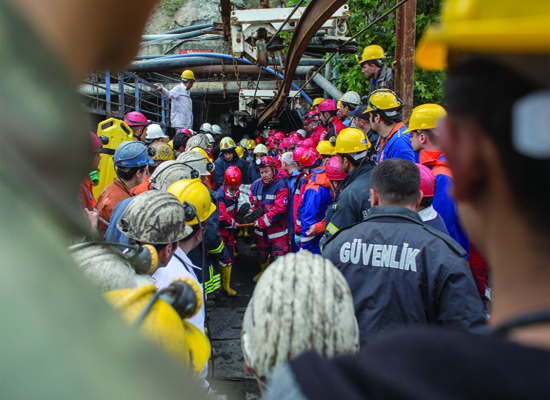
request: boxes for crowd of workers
[2,0,549,398]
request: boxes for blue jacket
[300,167,332,254]
[213,150,247,190]
[377,122,415,162]
[103,197,133,244]
[420,150,469,257]
[247,161,261,184]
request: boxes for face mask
[256,158,261,165]
[225,188,237,198]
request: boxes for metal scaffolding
[80,71,171,128]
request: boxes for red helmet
[124,111,148,127]
[259,156,277,169]
[269,129,278,136]
[224,166,242,187]
[300,148,322,168]
[293,146,307,162]
[326,156,347,181]
[90,132,103,153]
[279,138,292,151]
[301,137,317,149]
[416,163,435,197]
[255,136,264,145]
[304,111,320,124]
[274,132,286,141]
[287,136,300,148]
[318,99,337,112]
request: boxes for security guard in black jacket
[322,159,486,344]
[323,128,373,246]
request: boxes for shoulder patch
[423,225,467,257]
[332,203,338,211]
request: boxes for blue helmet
[113,141,154,168]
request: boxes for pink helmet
[304,111,320,124]
[90,132,103,153]
[416,163,435,197]
[289,132,301,142]
[326,156,347,181]
[287,136,300,148]
[279,138,292,151]
[177,128,193,135]
[318,99,337,112]
[269,129,278,136]
[274,132,286,141]
[293,146,307,162]
[301,137,317,149]
[124,111,148,127]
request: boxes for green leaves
[333,0,446,107]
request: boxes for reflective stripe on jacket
[249,177,289,240]
[300,167,332,254]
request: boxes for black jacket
[323,206,486,343]
[369,64,394,94]
[322,163,372,244]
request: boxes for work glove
[241,208,265,224]
[235,203,251,224]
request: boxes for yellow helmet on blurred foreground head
[415,0,550,70]
[103,283,210,376]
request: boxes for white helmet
[146,124,168,140]
[205,133,215,143]
[185,133,209,151]
[149,160,195,190]
[296,129,307,138]
[242,252,359,383]
[239,139,248,149]
[262,128,270,138]
[177,150,214,177]
[253,144,268,155]
[340,91,362,106]
[211,125,222,135]
[200,123,212,133]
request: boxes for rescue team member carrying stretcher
[248,156,289,282]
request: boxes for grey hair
[280,152,294,166]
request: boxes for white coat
[162,83,193,129]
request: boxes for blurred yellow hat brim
[416,16,550,71]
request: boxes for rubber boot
[221,264,237,296]
[244,227,250,237]
[238,227,244,238]
[250,242,258,250]
[253,259,270,282]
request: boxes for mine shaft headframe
[228,5,351,67]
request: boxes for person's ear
[415,190,423,210]
[370,188,379,206]
[419,132,428,145]
[439,116,487,203]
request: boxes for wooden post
[394,0,416,123]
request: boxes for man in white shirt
[155,70,195,130]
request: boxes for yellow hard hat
[337,97,343,109]
[181,69,196,81]
[335,128,372,154]
[365,89,405,115]
[220,137,236,150]
[404,104,448,133]
[103,284,211,375]
[356,45,387,64]
[415,0,550,71]
[311,98,325,110]
[150,142,175,162]
[246,139,256,150]
[235,146,244,158]
[189,146,212,162]
[316,141,336,156]
[167,139,174,148]
[167,179,216,225]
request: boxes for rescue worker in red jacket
[303,111,325,141]
[292,146,309,248]
[248,156,290,282]
[217,166,243,296]
[78,132,103,211]
[298,148,332,254]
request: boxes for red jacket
[78,176,96,211]
[311,124,326,143]
[249,177,289,240]
[217,184,239,244]
[95,179,133,237]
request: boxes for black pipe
[162,23,213,35]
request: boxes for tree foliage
[333,0,445,107]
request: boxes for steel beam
[394,0,416,122]
[257,0,349,126]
